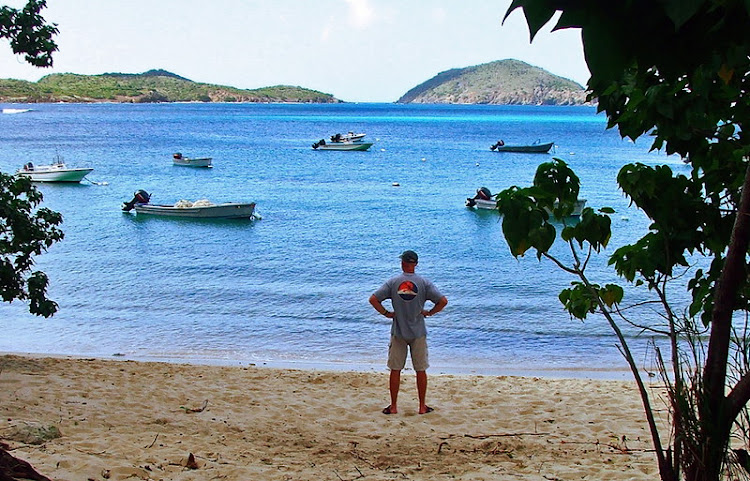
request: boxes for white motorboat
[122,190,257,219]
[312,140,373,151]
[16,157,93,182]
[466,187,587,217]
[172,152,213,167]
[312,131,372,151]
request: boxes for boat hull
[313,142,373,151]
[133,202,256,219]
[491,142,554,153]
[467,197,587,217]
[173,157,212,167]
[17,167,93,182]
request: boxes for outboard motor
[466,187,492,207]
[476,187,492,200]
[312,139,326,149]
[173,152,183,160]
[122,189,151,211]
[490,140,505,151]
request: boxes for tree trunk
[694,164,750,481]
[0,448,51,481]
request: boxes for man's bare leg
[385,369,401,414]
[417,370,432,414]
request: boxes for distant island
[0,69,341,103]
[0,61,589,105]
[398,59,589,105]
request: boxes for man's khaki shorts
[387,335,429,371]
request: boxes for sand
[0,354,662,480]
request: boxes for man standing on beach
[369,250,448,415]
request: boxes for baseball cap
[399,250,418,263]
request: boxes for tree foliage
[0,175,63,317]
[0,0,57,67]
[501,1,750,480]
[0,0,62,317]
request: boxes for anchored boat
[489,140,554,153]
[172,152,213,167]
[312,132,373,151]
[122,190,257,219]
[16,156,93,183]
[466,187,586,217]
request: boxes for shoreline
[1,350,637,381]
[0,353,660,480]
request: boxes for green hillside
[398,59,588,105]
[0,69,340,103]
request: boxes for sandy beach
[0,354,661,480]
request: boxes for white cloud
[345,0,375,28]
[320,24,332,42]
[431,7,447,24]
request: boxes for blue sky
[0,0,589,103]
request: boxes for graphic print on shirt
[397,281,418,301]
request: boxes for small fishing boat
[311,138,373,151]
[122,190,257,219]
[466,187,587,217]
[489,140,554,153]
[172,152,213,167]
[16,156,93,182]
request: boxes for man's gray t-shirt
[373,272,444,340]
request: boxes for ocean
[0,102,688,378]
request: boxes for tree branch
[726,372,750,424]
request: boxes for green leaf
[559,282,599,320]
[582,19,632,91]
[600,284,624,307]
[565,208,612,252]
[529,222,556,259]
[717,122,735,139]
[661,0,706,28]
[503,0,559,40]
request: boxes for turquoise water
[0,103,688,378]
